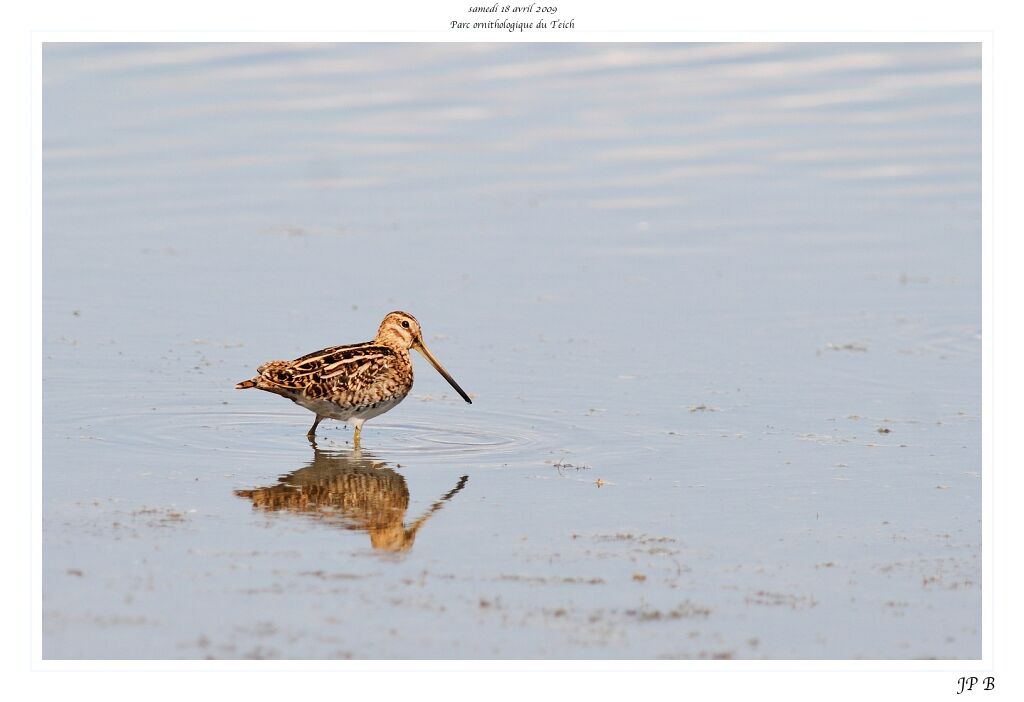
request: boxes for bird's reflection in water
[235,445,468,552]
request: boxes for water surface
[43,42,981,659]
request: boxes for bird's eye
[401,320,410,329]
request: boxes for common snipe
[236,311,471,445]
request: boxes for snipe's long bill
[235,311,471,446]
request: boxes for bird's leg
[307,415,324,438]
[352,419,364,449]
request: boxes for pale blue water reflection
[43,42,980,659]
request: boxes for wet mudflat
[42,42,980,659]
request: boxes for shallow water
[42,42,981,659]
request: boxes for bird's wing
[257,343,397,393]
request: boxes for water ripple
[64,405,559,466]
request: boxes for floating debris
[552,458,591,474]
[745,590,817,609]
[821,342,868,353]
[799,433,854,445]
[497,574,604,586]
[624,601,711,620]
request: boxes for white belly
[290,393,408,422]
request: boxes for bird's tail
[235,378,258,389]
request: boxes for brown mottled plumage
[234,447,469,552]
[236,311,471,444]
